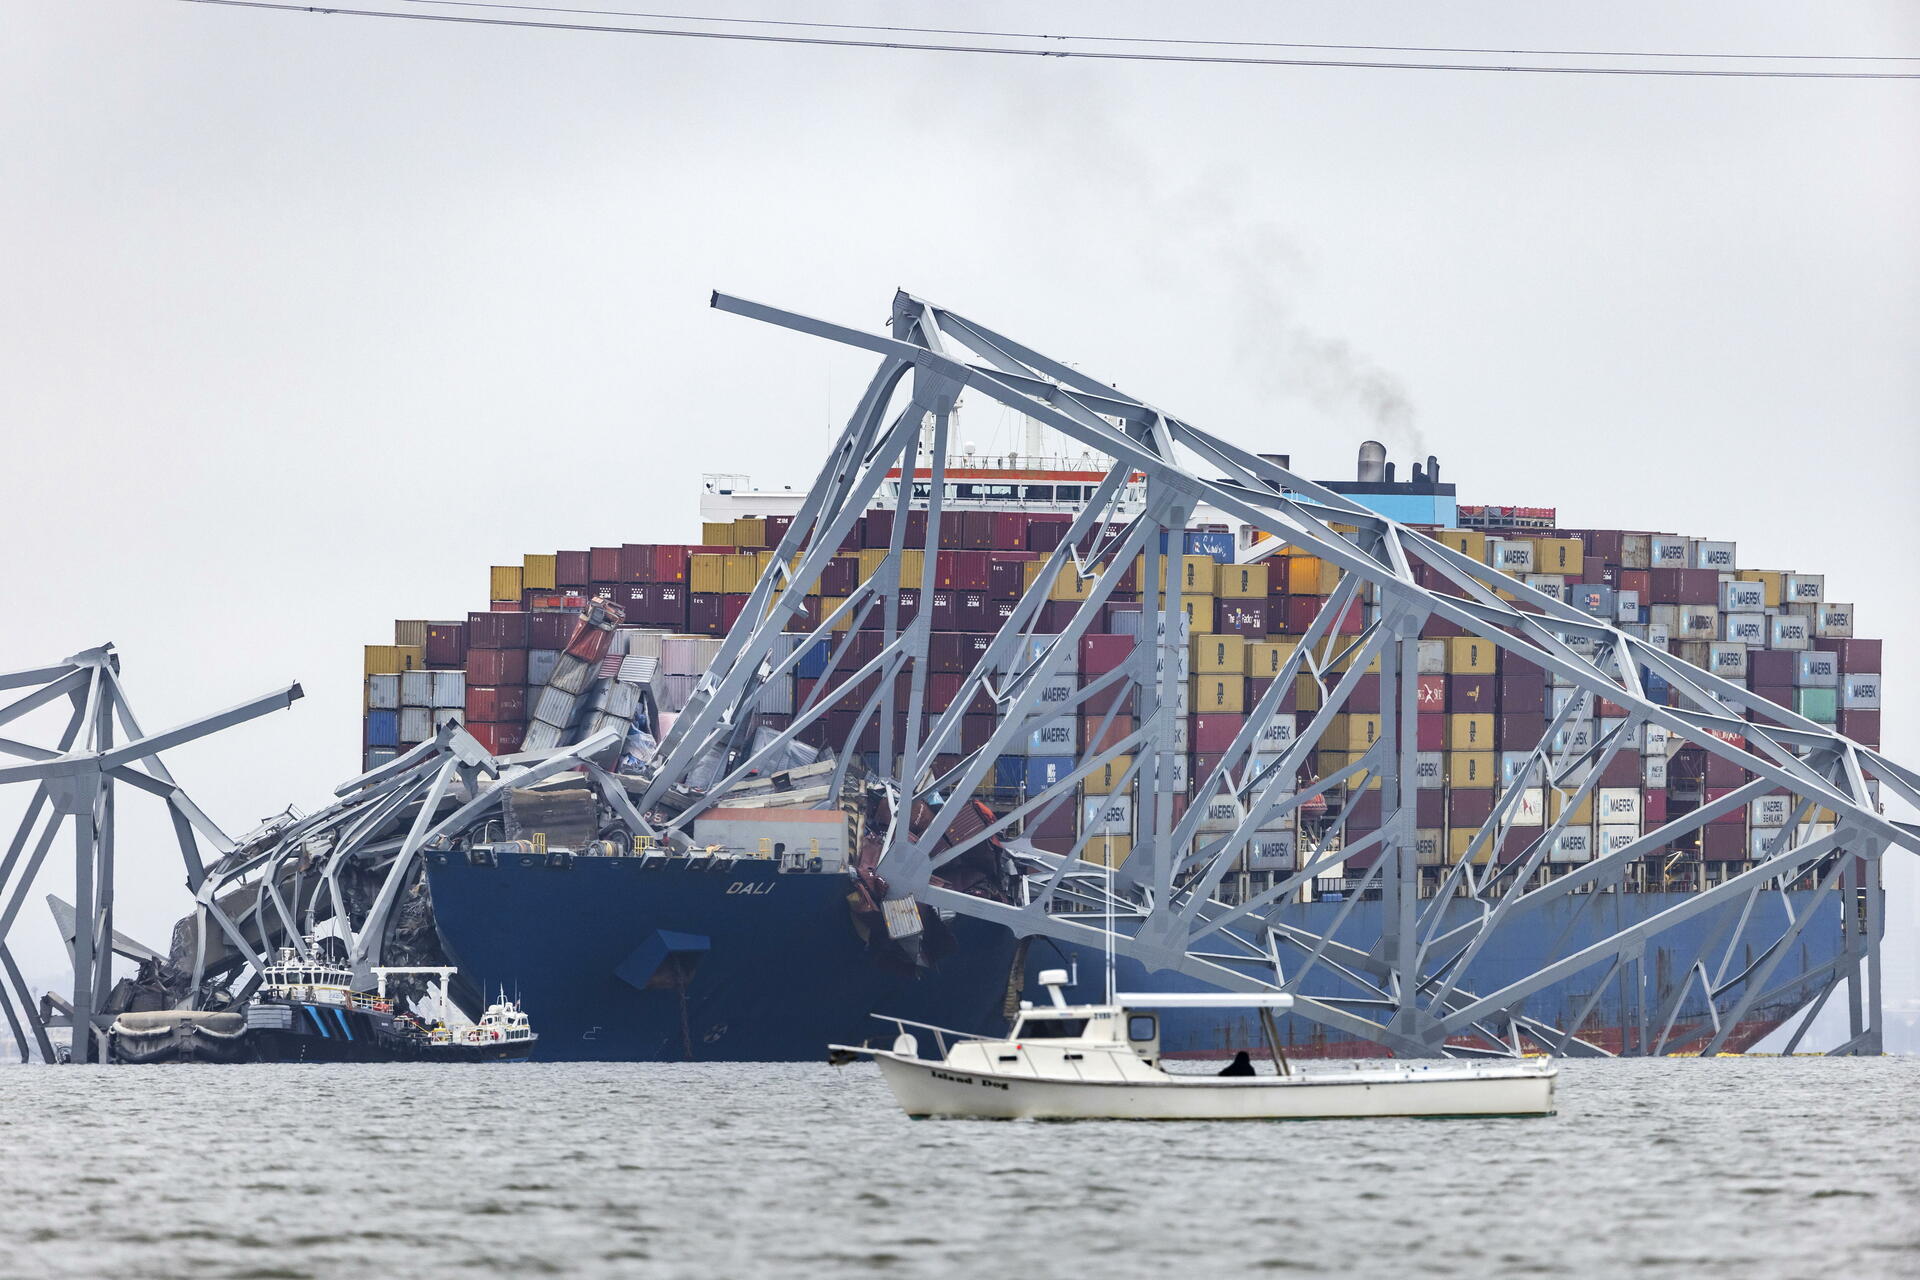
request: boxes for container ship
[360,445,1883,1060]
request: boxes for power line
[173,0,1920,80]
[391,0,1920,64]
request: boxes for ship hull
[425,851,1023,1061]
[428,851,1844,1060]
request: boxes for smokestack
[1384,461,1396,484]
[1411,461,1425,484]
[1357,440,1387,484]
[1426,455,1440,487]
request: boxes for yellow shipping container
[1084,756,1134,795]
[1324,714,1382,751]
[1288,555,1340,596]
[1736,570,1785,609]
[1176,554,1213,594]
[522,553,558,592]
[861,548,927,582]
[1326,641,1380,675]
[364,644,402,676]
[1295,673,1323,712]
[392,619,428,648]
[1448,828,1495,864]
[1447,713,1494,751]
[818,597,851,632]
[721,554,759,594]
[1191,634,1246,674]
[690,553,729,593]
[1181,595,1215,634]
[1445,636,1497,674]
[1318,751,1380,790]
[1081,835,1133,867]
[1246,640,1298,678]
[1189,674,1245,713]
[701,521,735,547]
[732,517,767,548]
[1535,538,1584,577]
[489,565,523,602]
[1214,562,1269,599]
[1549,791,1595,826]
[1434,529,1487,563]
[1446,751,1496,788]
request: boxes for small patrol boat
[832,970,1557,1121]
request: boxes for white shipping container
[1677,607,1718,639]
[1793,650,1838,688]
[1642,755,1668,788]
[1080,794,1134,837]
[431,671,465,709]
[1168,753,1190,792]
[398,706,435,743]
[1523,573,1566,601]
[1196,793,1246,834]
[1250,715,1295,757]
[1643,724,1673,756]
[1839,673,1882,710]
[1691,539,1736,571]
[595,680,644,719]
[1414,752,1445,791]
[1171,715,1190,753]
[1248,830,1297,871]
[436,707,465,728]
[1650,535,1689,566]
[1719,580,1766,611]
[1413,829,1444,867]
[1620,534,1653,569]
[528,649,561,686]
[1707,643,1748,680]
[1416,639,1448,675]
[1784,574,1824,604]
[1599,824,1640,856]
[551,654,596,695]
[533,685,579,726]
[1597,787,1642,825]
[400,669,434,707]
[1645,622,1671,648]
[1616,592,1641,624]
[1549,687,1587,717]
[522,720,566,751]
[365,674,400,710]
[1749,827,1789,860]
[1553,722,1595,755]
[1768,615,1811,651]
[1491,539,1535,573]
[1027,717,1077,754]
[1750,795,1793,828]
[1815,603,1854,639]
[1549,828,1595,863]
[659,636,713,677]
[1719,612,1766,645]
[1499,751,1538,787]
[1512,788,1545,826]
[657,674,700,713]
[1648,604,1680,630]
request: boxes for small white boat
[832,970,1557,1121]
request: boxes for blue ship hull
[424,851,1022,1061]
[427,849,1843,1059]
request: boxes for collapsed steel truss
[0,647,299,1061]
[645,288,1917,1057]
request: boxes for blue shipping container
[993,756,1029,791]
[1154,530,1234,562]
[794,639,831,679]
[1025,755,1074,793]
[365,709,399,747]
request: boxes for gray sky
[4,1,1917,1036]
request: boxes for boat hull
[867,1052,1558,1120]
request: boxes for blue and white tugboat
[243,942,538,1063]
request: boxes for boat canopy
[1112,993,1295,1010]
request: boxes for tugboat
[242,941,538,1063]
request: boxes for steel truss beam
[642,287,1914,1057]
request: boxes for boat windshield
[1017,1017,1088,1039]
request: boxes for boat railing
[867,1013,989,1059]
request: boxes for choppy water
[2,1057,1916,1279]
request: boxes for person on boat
[1218,1050,1255,1077]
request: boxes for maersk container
[1794,651,1839,688]
[1840,673,1882,710]
[365,709,399,748]
[1026,717,1076,755]
[1247,830,1296,871]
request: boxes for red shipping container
[686,593,725,635]
[1598,752,1640,787]
[781,597,819,634]
[1214,598,1268,637]
[618,543,653,583]
[466,685,528,722]
[858,589,920,630]
[720,594,749,630]
[928,590,959,630]
[1702,825,1747,861]
[425,621,468,668]
[820,555,859,596]
[1814,637,1881,671]
[1703,787,1746,824]
[937,512,967,550]
[766,514,794,545]
[1026,517,1073,552]
[1647,567,1716,604]
[647,584,688,630]
[1345,672,1381,715]
[962,511,995,550]
[467,722,526,755]
[1038,601,1082,632]
[1837,708,1880,746]
[1747,650,1795,686]
[489,601,525,613]
[467,610,529,649]
[1416,790,1445,826]
[960,713,996,753]
[556,550,591,588]
[1346,790,1383,828]
[1447,674,1496,712]
[990,511,1029,551]
[1416,713,1446,751]
[928,633,972,674]
[1080,714,1136,753]
[1498,712,1548,745]
[1616,568,1651,599]
[940,550,992,591]
[466,647,527,686]
[1643,789,1668,827]
[1080,634,1133,675]
[566,622,612,664]
[988,553,1040,601]
[526,612,571,650]
[1190,713,1246,753]
[589,546,622,583]
[1420,615,1466,639]
[955,591,992,632]
[1449,788,1495,826]
[1416,675,1446,712]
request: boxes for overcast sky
[4,1,1916,1041]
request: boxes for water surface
[2,1057,1915,1278]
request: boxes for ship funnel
[1411,461,1425,484]
[1357,440,1387,484]
[1384,461,1396,484]
[1427,454,1440,486]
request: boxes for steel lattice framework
[640,288,1917,1057]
